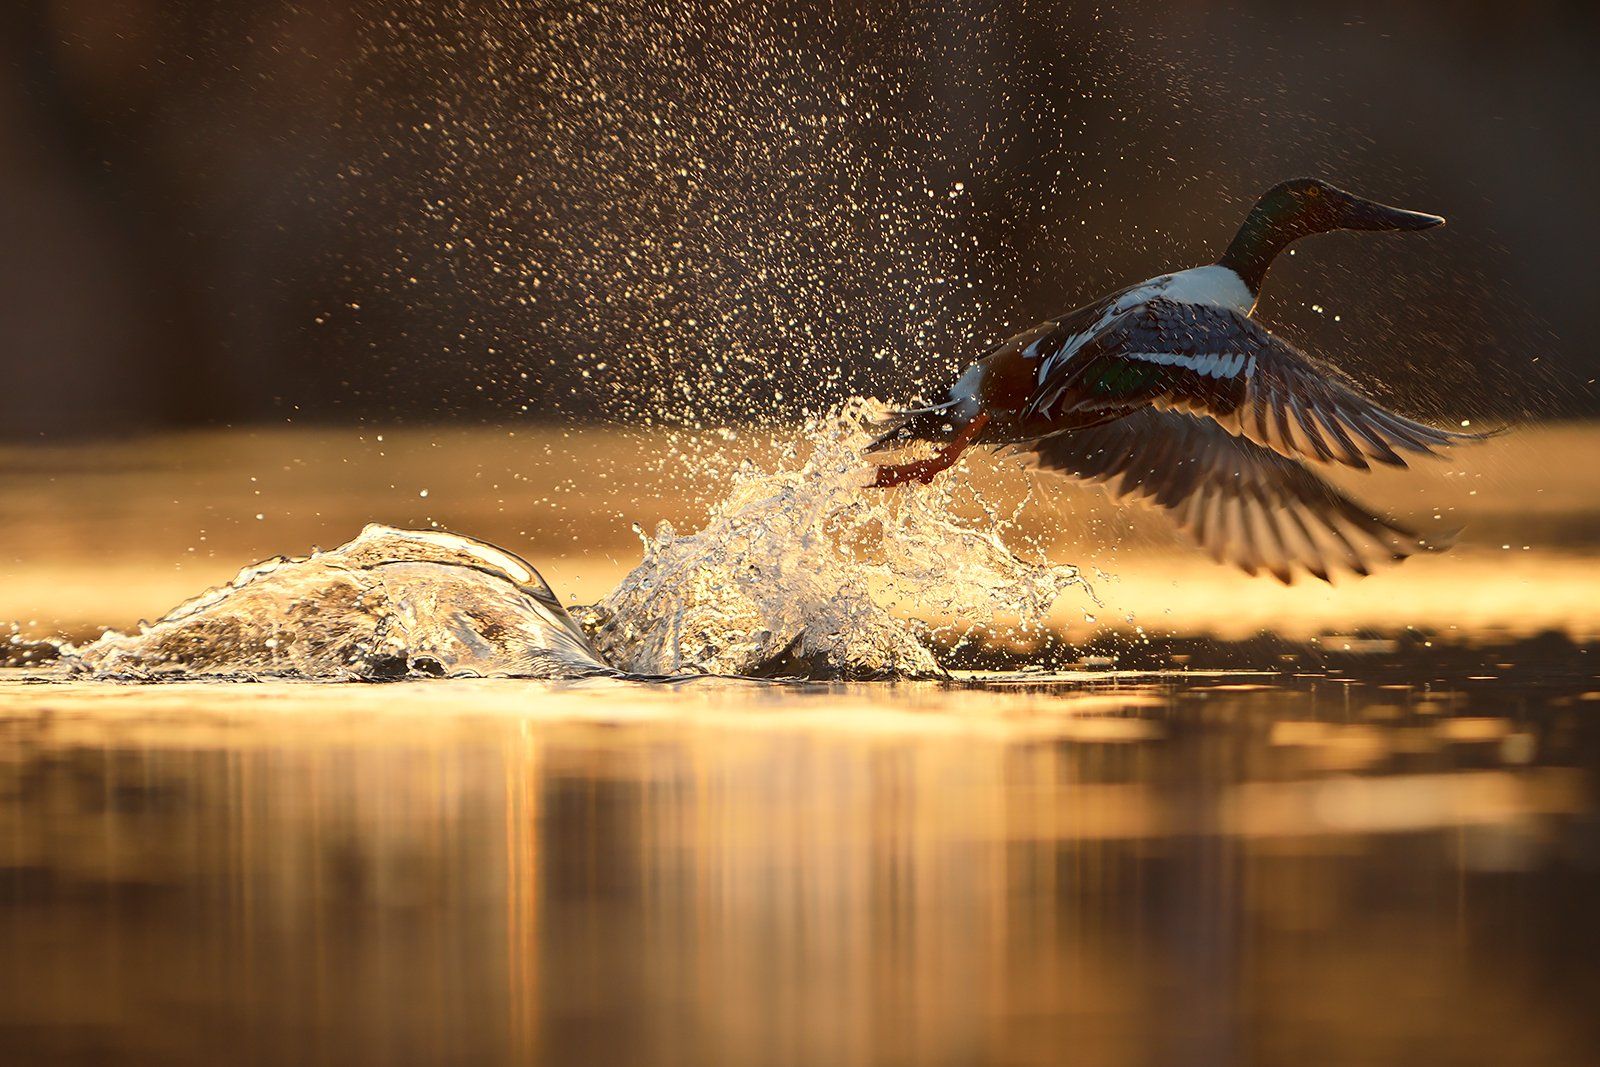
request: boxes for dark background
[1,0,1594,439]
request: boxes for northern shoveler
[869,177,1490,582]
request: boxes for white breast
[1153,265,1255,314]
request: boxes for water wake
[54,403,1082,680]
[65,526,612,680]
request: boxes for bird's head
[1254,177,1445,239]
[1220,177,1445,293]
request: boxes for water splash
[582,401,1083,677]
[64,526,611,680]
[46,404,1082,681]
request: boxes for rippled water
[3,668,1597,1065]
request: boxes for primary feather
[1018,410,1448,583]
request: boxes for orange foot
[868,413,989,490]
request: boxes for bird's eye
[1304,185,1322,199]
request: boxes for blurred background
[0,0,1595,439]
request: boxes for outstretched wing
[1024,298,1486,470]
[1019,409,1446,582]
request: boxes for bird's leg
[870,413,990,488]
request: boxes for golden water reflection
[3,673,1597,1065]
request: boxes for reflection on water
[3,671,1598,1065]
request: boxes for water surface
[3,668,1597,1065]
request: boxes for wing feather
[1019,410,1449,582]
[1026,298,1489,469]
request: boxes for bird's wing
[1018,409,1445,582]
[1012,283,1147,373]
[869,286,1140,451]
[1024,297,1487,470]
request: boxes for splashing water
[62,526,612,680]
[582,401,1084,677]
[43,404,1082,680]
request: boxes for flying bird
[868,177,1490,583]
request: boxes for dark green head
[1219,178,1445,294]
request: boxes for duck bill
[1338,195,1445,232]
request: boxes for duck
[868,177,1490,583]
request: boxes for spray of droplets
[329,0,1158,426]
[581,400,1085,676]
